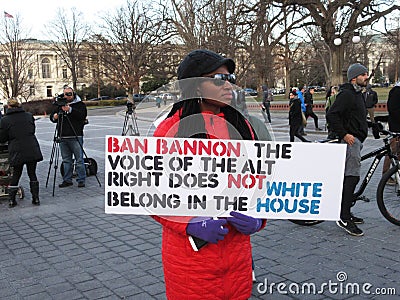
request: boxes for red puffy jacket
[152,109,266,300]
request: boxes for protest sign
[105,136,346,220]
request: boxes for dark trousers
[290,124,308,142]
[10,162,38,186]
[340,176,360,220]
[262,102,271,123]
[305,110,319,128]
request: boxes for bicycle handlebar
[379,129,400,138]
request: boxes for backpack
[84,158,98,176]
[60,157,98,177]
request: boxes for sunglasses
[64,92,73,96]
[203,73,236,86]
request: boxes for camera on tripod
[53,94,68,107]
[126,100,135,114]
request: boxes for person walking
[289,90,309,142]
[382,82,400,181]
[0,99,43,207]
[296,86,307,135]
[326,63,369,236]
[155,95,162,108]
[304,87,322,130]
[325,86,339,138]
[152,49,266,300]
[232,88,272,141]
[261,85,273,123]
[50,87,87,188]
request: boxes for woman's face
[198,65,234,112]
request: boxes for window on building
[28,69,33,79]
[42,58,51,78]
[46,86,53,97]
[78,56,86,78]
[29,85,35,96]
[79,67,84,78]
[62,68,67,79]
[3,59,10,79]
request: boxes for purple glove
[186,217,228,244]
[228,211,262,235]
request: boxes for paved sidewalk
[0,108,398,299]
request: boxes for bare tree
[240,1,311,90]
[166,0,310,90]
[93,1,174,99]
[0,15,36,100]
[274,0,400,86]
[46,8,90,91]
[166,0,253,84]
[384,17,400,82]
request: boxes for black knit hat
[177,49,235,80]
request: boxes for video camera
[126,100,136,114]
[53,93,67,107]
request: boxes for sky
[2,0,128,39]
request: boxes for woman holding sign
[153,49,266,300]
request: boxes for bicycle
[376,136,400,226]
[290,127,400,226]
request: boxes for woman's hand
[186,217,228,244]
[228,211,262,235]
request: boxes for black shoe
[8,199,17,207]
[350,213,364,224]
[336,219,364,236]
[59,181,73,188]
[78,182,85,188]
[32,198,40,206]
[316,127,323,131]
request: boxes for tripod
[46,110,101,196]
[122,101,140,136]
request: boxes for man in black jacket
[304,87,322,130]
[326,63,369,236]
[382,82,400,178]
[50,87,87,188]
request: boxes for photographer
[50,87,87,188]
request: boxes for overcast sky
[3,0,128,39]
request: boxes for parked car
[271,88,285,95]
[159,93,176,101]
[133,94,147,102]
[243,88,258,96]
[87,96,111,101]
[308,86,326,92]
[115,96,128,100]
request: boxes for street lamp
[333,32,342,46]
[333,31,361,46]
[352,31,361,44]
[331,30,362,85]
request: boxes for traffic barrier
[246,103,387,112]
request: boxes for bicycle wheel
[376,165,400,226]
[288,219,324,226]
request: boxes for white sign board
[105,136,346,221]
